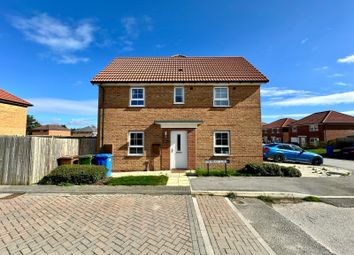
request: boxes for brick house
[262,118,296,143]
[32,124,71,136]
[0,89,32,136]
[71,126,97,137]
[289,110,354,147]
[91,56,268,171]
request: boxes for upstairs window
[174,87,184,104]
[309,124,318,132]
[292,126,297,133]
[214,131,230,156]
[130,88,145,107]
[128,131,144,156]
[213,87,229,107]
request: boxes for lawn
[306,148,340,155]
[105,175,168,186]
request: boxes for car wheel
[274,154,284,162]
[312,157,322,165]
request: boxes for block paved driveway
[0,194,273,255]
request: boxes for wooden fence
[0,136,97,185]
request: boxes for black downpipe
[100,85,105,149]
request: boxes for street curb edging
[191,189,354,199]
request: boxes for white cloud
[119,15,153,52]
[267,91,354,107]
[314,66,328,71]
[261,87,310,98]
[262,113,309,119]
[335,82,352,87]
[300,38,308,44]
[343,110,354,115]
[9,13,95,63]
[328,73,344,78]
[338,54,354,63]
[67,118,95,127]
[27,98,97,115]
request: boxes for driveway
[0,193,274,255]
[323,158,354,172]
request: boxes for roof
[292,111,354,125]
[0,89,32,107]
[263,118,297,129]
[32,125,70,131]
[91,56,269,83]
[72,126,97,132]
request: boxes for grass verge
[303,196,321,202]
[105,175,168,186]
[258,195,274,203]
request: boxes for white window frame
[292,126,297,133]
[128,131,144,156]
[174,87,184,104]
[309,137,319,146]
[213,87,229,107]
[213,131,230,156]
[130,87,145,107]
[309,124,318,132]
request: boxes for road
[323,158,354,172]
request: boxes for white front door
[170,131,188,169]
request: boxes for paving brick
[196,196,273,255]
[0,194,199,254]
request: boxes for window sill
[129,106,145,108]
[127,154,144,157]
[213,154,230,157]
[213,106,230,108]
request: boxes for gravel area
[234,198,332,255]
[268,162,350,177]
[274,202,354,255]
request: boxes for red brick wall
[98,84,263,171]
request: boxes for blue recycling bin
[95,153,112,177]
[326,146,334,157]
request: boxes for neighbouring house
[0,89,32,136]
[31,124,71,136]
[289,110,354,147]
[71,126,97,137]
[91,55,268,171]
[262,118,297,143]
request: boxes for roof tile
[91,56,269,83]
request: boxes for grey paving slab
[191,176,354,196]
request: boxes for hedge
[38,165,107,185]
[240,163,301,177]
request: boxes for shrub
[195,169,229,177]
[258,195,274,203]
[240,163,301,177]
[38,165,107,185]
[303,196,321,202]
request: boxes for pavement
[112,170,191,186]
[323,158,354,172]
[0,193,273,255]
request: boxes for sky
[0,0,353,127]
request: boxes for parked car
[341,146,354,158]
[263,143,323,165]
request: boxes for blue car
[263,143,323,165]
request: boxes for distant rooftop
[292,110,354,125]
[32,124,69,131]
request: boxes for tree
[26,115,41,135]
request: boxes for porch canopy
[154,120,203,129]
